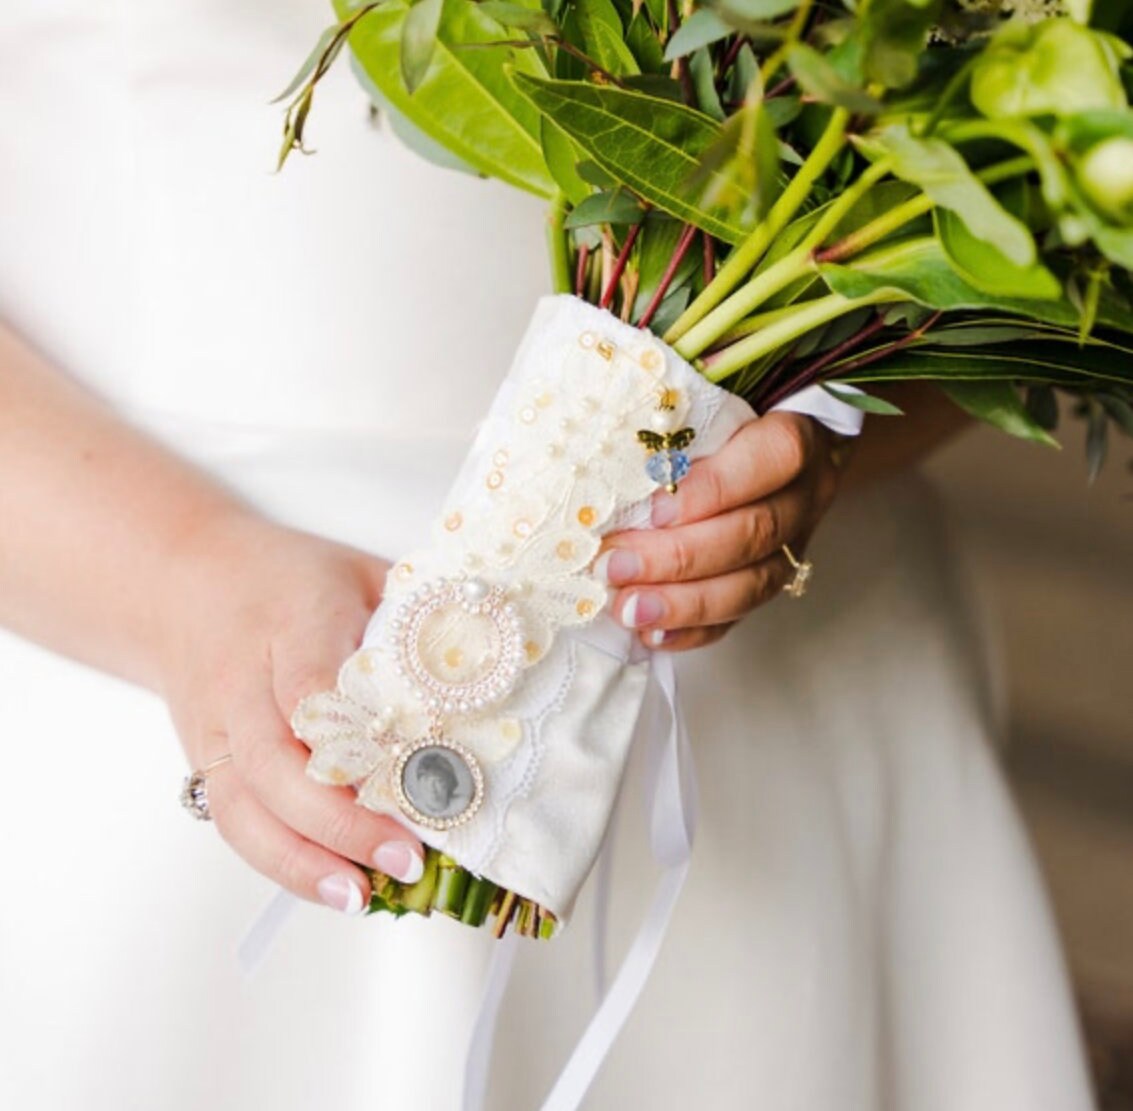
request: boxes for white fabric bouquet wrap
[292,293,759,924]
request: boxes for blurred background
[927,421,1133,1108]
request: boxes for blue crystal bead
[645,449,691,487]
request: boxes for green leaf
[576,160,617,188]
[1026,384,1060,431]
[687,96,781,229]
[866,124,1037,266]
[970,19,1129,120]
[540,117,590,205]
[821,237,1098,323]
[663,8,731,61]
[626,11,666,73]
[857,0,941,89]
[272,24,340,104]
[1086,402,1108,481]
[401,0,444,93]
[830,340,1133,391]
[935,209,1060,301]
[821,382,904,415]
[634,217,702,314]
[336,0,555,197]
[563,189,645,228]
[647,285,693,337]
[476,1,557,35]
[786,44,882,114]
[940,380,1061,446]
[576,0,640,76]
[349,55,481,175]
[712,0,802,20]
[689,48,725,121]
[511,74,750,241]
[1101,393,1133,437]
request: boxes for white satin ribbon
[460,648,695,1111]
[770,382,865,436]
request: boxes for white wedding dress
[0,4,1096,1110]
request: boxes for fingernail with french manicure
[621,591,665,628]
[651,494,679,527]
[317,874,365,915]
[374,840,425,884]
[593,549,642,585]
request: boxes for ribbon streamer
[460,649,696,1111]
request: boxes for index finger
[650,411,819,528]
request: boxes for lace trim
[291,296,752,875]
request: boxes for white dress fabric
[0,4,1096,1110]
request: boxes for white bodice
[0,0,551,438]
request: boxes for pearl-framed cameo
[393,737,484,830]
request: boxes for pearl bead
[462,578,490,602]
[650,408,680,433]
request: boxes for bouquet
[278,0,1133,939]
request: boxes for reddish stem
[757,312,890,410]
[666,0,697,105]
[757,310,943,412]
[702,231,716,287]
[636,223,698,331]
[717,34,748,80]
[600,222,643,311]
[766,75,797,99]
[574,243,590,299]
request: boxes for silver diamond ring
[179,754,233,821]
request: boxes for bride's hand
[596,413,849,651]
[158,509,426,913]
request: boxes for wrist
[148,499,276,695]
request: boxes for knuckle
[685,589,710,628]
[705,465,730,514]
[315,804,361,854]
[769,417,809,478]
[745,564,774,611]
[233,730,275,785]
[271,837,313,894]
[742,505,779,560]
[667,535,698,581]
[275,666,331,721]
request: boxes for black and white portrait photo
[401,744,477,822]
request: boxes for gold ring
[180,754,233,821]
[781,543,813,599]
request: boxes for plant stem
[717,34,748,81]
[813,194,931,263]
[674,157,894,358]
[698,290,892,382]
[461,876,499,926]
[664,107,851,344]
[666,0,697,105]
[754,311,889,411]
[600,221,643,310]
[807,309,944,383]
[637,223,698,329]
[814,155,1032,264]
[757,0,814,88]
[574,243,591,298]
[547,192,572,294]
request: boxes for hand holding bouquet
[277,0,1133,937]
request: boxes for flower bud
[1076,137,1133,224]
